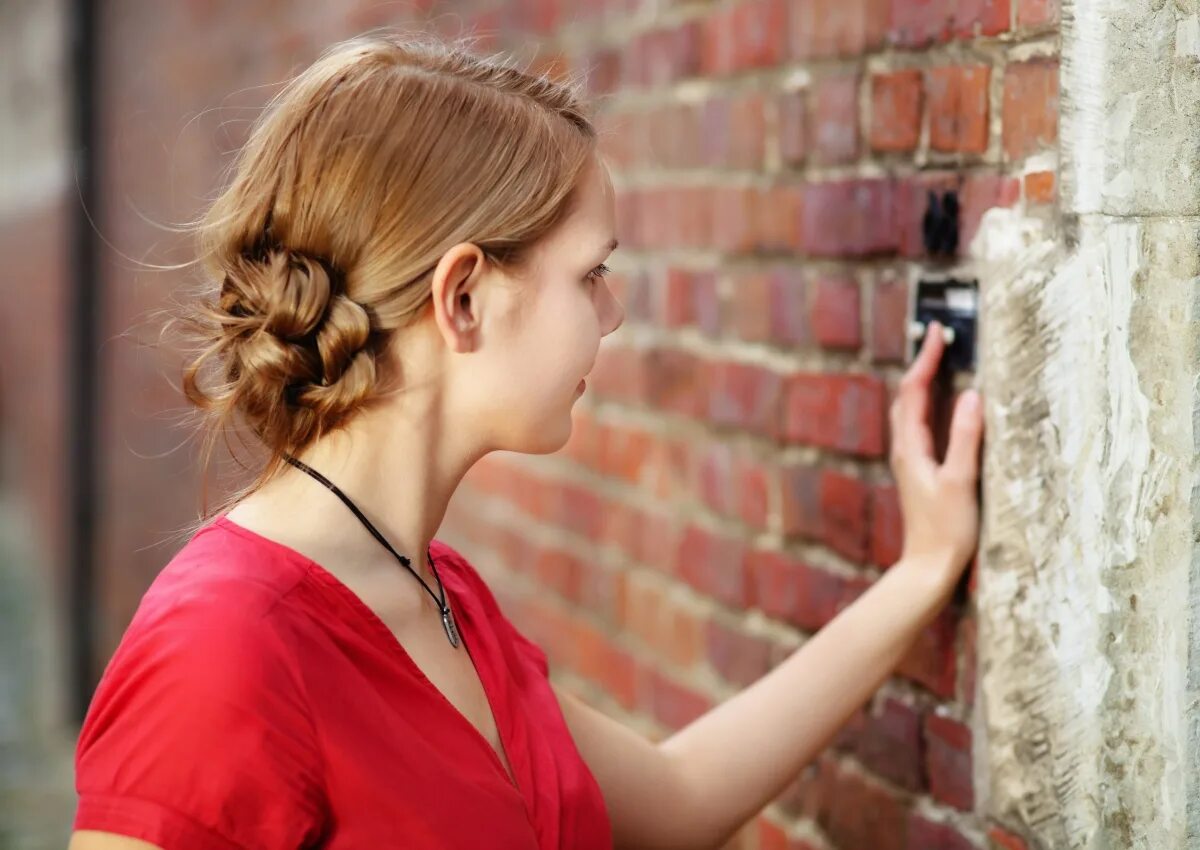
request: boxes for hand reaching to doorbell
[888,320,984,600]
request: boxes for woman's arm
[557,556,956,850]
[558,321,984,849]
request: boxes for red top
[73,515,612,850]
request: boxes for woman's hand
[888,320,984,593]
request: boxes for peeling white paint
[974,203,1196,849]
[1174,15,1200,59]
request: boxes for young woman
[69,31,983,850]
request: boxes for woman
[69,30,983,850]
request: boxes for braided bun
[183,245,378,453]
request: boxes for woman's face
[433,155,625,455]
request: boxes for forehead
[557,157,616,248]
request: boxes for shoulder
[121,519,314,653]
[84,522,318,737]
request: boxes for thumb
[943,389,984,480]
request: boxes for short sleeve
[74,598,327,850]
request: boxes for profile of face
[419,154,625,457]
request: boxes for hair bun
[213,244,377,446]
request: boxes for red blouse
[73,515,612,849]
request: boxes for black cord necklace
[281,453,460,648]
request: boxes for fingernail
[962,390,980,412]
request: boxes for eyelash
[585,263,612,285]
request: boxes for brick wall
[444,2,1061,849]
[0,1,1061,847]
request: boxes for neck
[232,387,486,589]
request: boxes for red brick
[870,482,904,566]
[531,546,582,600]
[598,424,654,485]
[754,183,805,252]
[897,607,959,697]
[819,469,870,562]
[780,463,822,539]
[871,273,911,363]
[888,0,953,48]
[1024,170,1056,204]
[654,185,712,248]
[925,713,976,811]
[779,90,807,165]
[675,524,750,607]
[782,372,887,457]
[641,667,712,730]
[889,0,1008,46]
[927,65,991,153]
[581,47,622,98]
[698,442,736,517]
[960,173,1021,254]
[621,268,655,324]
[700,5,738,76]
[630,26,700,88]
[727,269,777,343]
[731,0,789,71]
[988,826,1031,850]
[666,606,706,668]
[746,549,872,630]
[710,185,760,253]
[665,267,711,329]
[810,73,861,164]
[812,275,863,350]
[698,272,723,336]
[960,615,978,707]
[767,265,811,346]
[802,179,899,258]
[791,0,888,59]
[870,70,923,153]
[575,557,623,624]
[643,347,709,418]
[702,92,767,169]
[734,455,772,530]
[574,621,640,707]
[810,757,910,850]
[615,187,643,248]
[708,361,786,438]
[1017,0,1058,27]
[591,345,647,405]
[1003,59,1059,160]
[952,0,1011,39]
[907,815,977,850]
[835,697,925,792]
[705,619,775,686]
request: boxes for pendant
[441,604,460,648]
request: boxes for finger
[895,321,944,459]
[891,385,934,463]
[905,320,946,389]
[942,389,984,481]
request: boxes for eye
[585,263,611,285]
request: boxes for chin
[514,408,576,456]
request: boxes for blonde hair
[166,30,599,529]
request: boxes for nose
[600,284,625,337]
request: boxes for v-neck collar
[211,515,530,806]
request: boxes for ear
[429,243,487,354]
